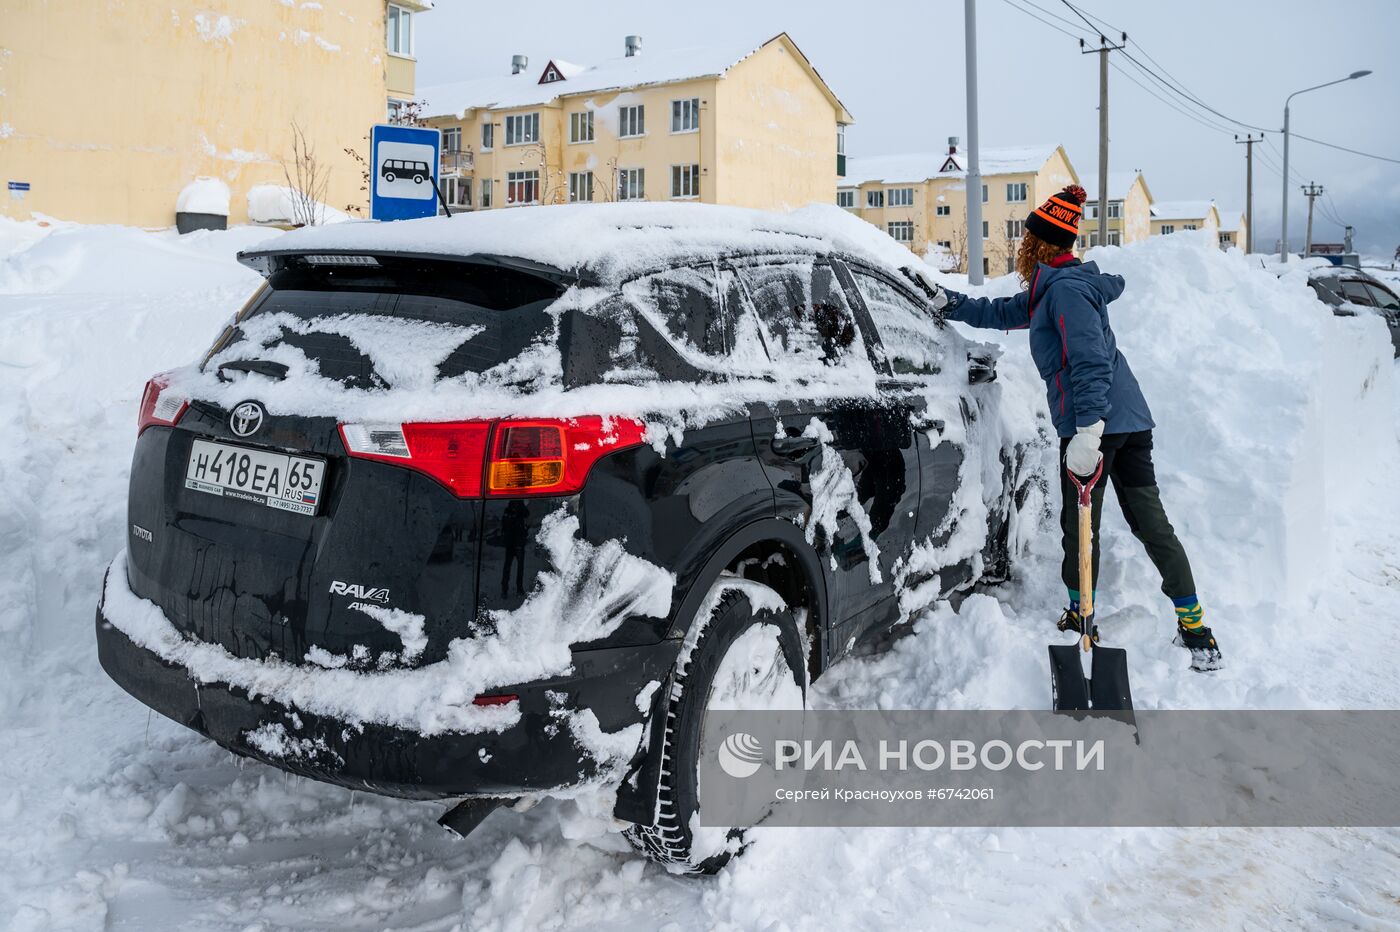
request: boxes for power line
[1108,60,1238,136]
[997,0,1085,41]
[1289,132,1400,165]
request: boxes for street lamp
[1281,70,1371,262]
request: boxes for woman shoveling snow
[914,184,1222,672]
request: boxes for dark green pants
[1059,430,1196,602]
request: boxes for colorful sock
[1066,589,1098,613]
[1173,594,1205,630]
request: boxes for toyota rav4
[96,204,1040,872]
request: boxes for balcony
[441,150,474,175]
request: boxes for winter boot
[1057,608,1099,644]
[1173,624,1223,672]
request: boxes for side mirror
[968,352,997,384]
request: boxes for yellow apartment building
[838,140,1079,275]
[1217,210,1248,251]
[419,33,853,213]
[1150,201,1222,238]
[0,0,431,228]
[1079,171,1154,247]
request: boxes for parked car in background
[95,204,1039,874]
[1306,267,1400,356]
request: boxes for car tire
[384,171,396,183]
[625,580,806,874]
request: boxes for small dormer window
[939,155,960,173]
[539,61,568,85]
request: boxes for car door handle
[771,434,820,458]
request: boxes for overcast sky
[416,0,1400,256]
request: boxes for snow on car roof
[238,202,924,284]
[840,144,1061,186]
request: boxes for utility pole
[1301,182,1324,257]
[1234,133,1262,253]
[1081,32,1127,247]
[964,0,983,284]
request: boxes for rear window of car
[206,258,564,390]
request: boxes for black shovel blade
[1089,646,1134,711]
[1048,644,1090,711]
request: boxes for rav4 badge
[329,580,390,603]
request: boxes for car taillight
[137,377,188,435]
[339,416,647,499]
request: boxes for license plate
[185,439,325,516]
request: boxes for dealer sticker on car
[185,439,325,515]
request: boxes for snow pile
[246,183,352,226]
[175,177,230,216]
[100,508,674,735]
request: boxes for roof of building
[1151,200,1218,221]
[420,33,852,122]
[840,143,1065,186]
[1217,209,1245,232]
[1083,171,1148,204]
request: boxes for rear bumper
[96,605,677,801]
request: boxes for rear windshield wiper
[217,359,290,382]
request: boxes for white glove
[1065,420,1105,476]
[901,266,949,312]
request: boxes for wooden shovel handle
[1067,459,1104,633]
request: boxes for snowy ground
[3,220,1400,930]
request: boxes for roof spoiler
[234,248,590,287]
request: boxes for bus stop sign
[370,123,440,221]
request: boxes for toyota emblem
[230,401,265,437]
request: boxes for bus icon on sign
[380,159,430,184]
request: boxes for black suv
[1306,267,1400,356]
[97,206,1034,872]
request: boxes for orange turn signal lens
[489,459,564,491]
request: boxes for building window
[1183,223,1197,231]
[505,113,539,146]
[887,221,914,243]
[1220,232,1233,245]
[671,98,700,133]
[386,4,413,57]
[837,124,846,155]
[1088,204,1098,219]
[481,122,494,151]
[936,204,951,216]
[569,111,594,143]
[1108,201,1121,219]
[888,187,914,207]
[837,189,855,208]
[1109,231,1122,246]
[618,167,645,200]
[386,98,405,122]
[867,190,884,209]
[619,105,645,138]
[568,171,593,203]
[506,170,538,205]
[671,164,700,199]
[982,184,989,203]
[1006,182,1027,202]
[1160,224,1174,235]
[1006,219,1024,239]
[441,176,471,211]
[982,220,989,239]
[441,127,461,153]
[480,178,493,208]
[937,240,952,249]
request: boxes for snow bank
[175,177,230,216]
[246,183,352,226]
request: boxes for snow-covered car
[1305,267,1400,357]
[95,203,1039,873]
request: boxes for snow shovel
[1048,460,1134,712]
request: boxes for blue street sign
[369,123,441,221]
[7,181,31,191]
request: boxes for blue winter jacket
[944,259,1154,438]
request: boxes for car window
[1340,280,1375,306]
[851,269,946,374]
[734,261,875,378]
[1364,283,1400,311]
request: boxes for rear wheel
[625,579,806,873]
[384,171,397,183]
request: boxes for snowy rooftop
[840,144,1063,186]
[419,33,850,120]
[1151,200,1217,221]
[1083,171,1144,204]
[238,202,919,284]
[1217,209,1244,232]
